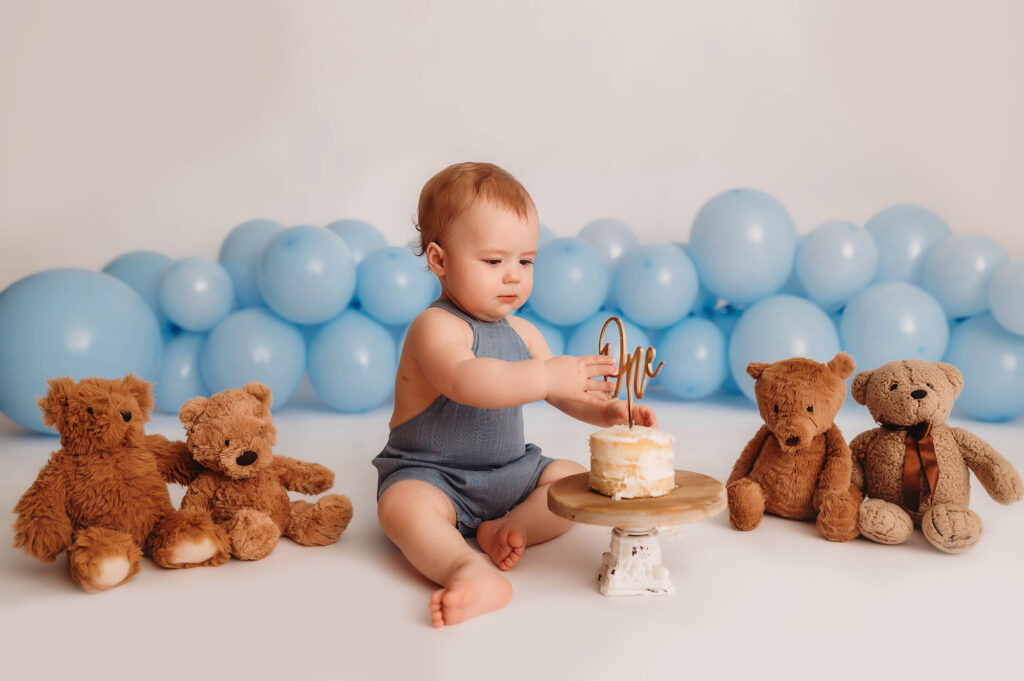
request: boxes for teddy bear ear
[746,362,768,380]
[37,377,74,426]
[851,371,872,405]
[827,352,856,379]
[935,362,964,398]
[121,374,154,413]
[179,396,209,428]
[242,382,273,409]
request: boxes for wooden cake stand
[548,470,726,597]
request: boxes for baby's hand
[604,400,658,428]
[544,354,617,406]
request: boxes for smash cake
[589,425,675,500]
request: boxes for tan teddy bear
[850,359,1023,553]
[178,382,353,561]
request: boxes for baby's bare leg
[378,479,511,627]
[477,459,585,570]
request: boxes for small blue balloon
[922,235,1008,319]
[613,244,698,329]
[530,238,610,326]
[0,269,162,433]
[200,308,306,407]
[218,219,284,308]
[157,257,235,333]
[944,314,1024,422]
[987,258,1024,336]
[258,226,356,325]
[356,246,438,326]
[538,224,557,248]
[840,282,949,372]
[515,310,566,356]
[154,332,208,414]
[796,221,879,311]
[308,309,396,412]
[325,219,388,265]
[865,205,951,284]
[103,250,175,335]
[730,295,841,402]
[710,306,744,394]
[566,311,650,359]
[655,317,727,399]
[689,188,797,306]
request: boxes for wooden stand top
[547,470,726,528]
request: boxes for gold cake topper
[598,316,664,429]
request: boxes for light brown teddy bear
[13,375,230,592]
[727,353,861,541]
[850,359,1023,553]
[178,382,353,560]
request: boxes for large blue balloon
[613,244,698,329]
[258,226,356,324]
[356,246,438,326]
[515,310,566,356]
[157,257,235,333]
[200,308,306,407]
[655,317,727,399]
[218,219,284,307]
[688,188,797,306]
[103,250,175,336]
[155,333,208,414]
[944,314,1024,422]
[579,218,639,311]
[710,306,743,394]
[796,221,879,311]
[730,295,841,402]
[987,258,1024,336]
[676,243,718,314]
[326,219,388,265]
[922,235,1008,319]
[865,205,950,284]
[566,311,650,360]
[840,282,949,372]
[308,309,396,412]
[0,269,162,433]
[530,238,610,326]
[538,224,557,248]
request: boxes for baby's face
[439,199,539,322]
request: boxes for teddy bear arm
[271,455,335,495]
[180,475,216,512]
[951,427,1024,505]
[728,425,770,486]
[145,434,204,486]
[813,425,854,510]
[848,430,877,492]
[13,460,73,561]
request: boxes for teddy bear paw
[858,498,913,545]
[68,527,142,593]
[168,537,219,565]
[230,508,281,561]
[922,504,983,554]
[286,495,354,546]
[816,491,859,542]
[727,478,765,531]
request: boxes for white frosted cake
[589,425,675,500]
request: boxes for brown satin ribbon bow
[880,421,940,512]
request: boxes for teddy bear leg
[284,495,354,546]
[858,498,914,545]
[727,478,765,531]
[227,508,281,560]
[921,504,984,554]
[148,508,231,568]
[816,488,860,542]
[68,527,142,593]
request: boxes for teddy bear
[727,352,861,541]
[850,359,1023,553]
[13,375,231,592]
[177,382,353,560]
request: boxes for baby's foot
[428,557,512,628]
[476,521,526,571]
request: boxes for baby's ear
[851,371,873,405]
[827,352,856,379]
[179,396,209,429]
[243,382,273,410]
[935,362,964,398]
[746,362,768,380]
[38,377,74,427]
[424,241,446,278]
[121,374,154,413]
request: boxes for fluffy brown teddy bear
[13,375,230,592]
[178,382,353,560]
[727,353,861,541]
[850,359,1023,553]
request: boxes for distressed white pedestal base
[597,527,674,597]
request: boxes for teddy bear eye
[224,440,230,447]
[773,404,779,413]
[806,405,813,413]
[86,407,94,415]
[889,383,898,391]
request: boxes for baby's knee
[377,479,456,532]
[539,459,586,485]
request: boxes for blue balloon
[157,257,235,333]
[258,226,356,324]
[796,221,879,311]
[730,295,841,402]
[709,306,744,395]
[688,188,797,306]
[155,333,208,414]
[865,205,950,284]
[579,218,639,310]
[676,243,718,314]
[103,250,175,336]
[538,224,557,248]
[655,317,727,399]
[218,219,284,308]
[0,269,162,433]
[566,311,650,360]
[200,308,306,407]
[987,258,1024,336]
[515,310,566,356]
[840,282,949,372]
[944,314,1024,422]
[613,244,698,329]
[356,246,438,326]
[922,235,1008,319]
[308,309,396,412]
[325,219,388,265]
[530,238,610,326]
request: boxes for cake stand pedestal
[548,470,725,597]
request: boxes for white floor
[2,390,1021,681]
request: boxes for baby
[373,162,657,627]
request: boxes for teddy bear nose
[785,436,800,447]
[911,389,928,399]
[236,451,258,466]
[120,411,132,422]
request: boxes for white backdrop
[2,0,1022,291]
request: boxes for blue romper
[373,298,554,536]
